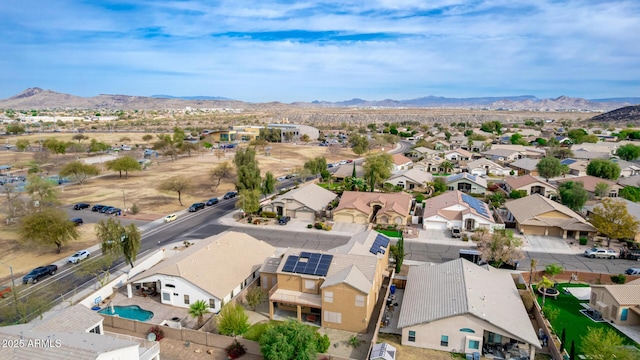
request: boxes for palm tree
[189,300,210,329]
[345,177,367,191]
[537,276,555,308]
[441,160,454,174]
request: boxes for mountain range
[1,87,638,111]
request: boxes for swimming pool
[99,305,154,322]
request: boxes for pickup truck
[22,265,58,284]
[0,285,11,298]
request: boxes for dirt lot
[0,133,357,281]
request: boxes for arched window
[459,328,475,333]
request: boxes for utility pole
[122,190,126,212]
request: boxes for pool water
[99,305,154,322]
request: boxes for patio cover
[270,289,322,307]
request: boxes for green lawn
[534,283,637,355]
[375,229,402,238]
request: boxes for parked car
[450,226,462,238]
[22,265,57,284]
[164,214,177,222]
[188,202,206,212]
[0,285,12,298]
[68,250,91,264]
[70,218,84,226]
[285,174,298,179]
[625,268,640,275]
[91,204,105,212]
[105,207,121,215]
[623,249,640,260]
[206,198,219,206]
[276,176,287,182]
[99,206,114,214]
[584,248,618,259]
[73,203,90,210]
[223,191,238,199]
[278,216,291,225]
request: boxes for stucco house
[391,153,414,173]
[481,148,522,163]
[560,159,589,177]
[387,168,433,190]
[614,159,640,178]
[445,149,473,164]
[334,191,412,226]
[414,156,446,173]
[508,158,540,176]
[265,230,391,333]
[556,176,621,199]
[0,304,160,359]
[446,173,488,195]
[504,194,596,239]
[465,158,510,176]
[127,231,277,312]
[262,183,337,221]
[449,135,467,149]
[422,190,496,231]
[397,258,540,358]
[504,175,557,197]
[589,279,640,325]
[406,146,439,160]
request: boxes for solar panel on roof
[370,234,391,255]
[282,252,333,276]
[462,193,489,217]
[561,159,576,165]
[282,256,298,273]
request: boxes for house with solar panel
[421,190,496,232]
[446,173,488,195]
[264,230,391,333]
[333,191,413,226]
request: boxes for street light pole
[122,190,126,212]
[0,261,20,320]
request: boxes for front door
[465,218,475,231]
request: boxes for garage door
[424,221,448,230]
[294,211,315,222]
[334,213,353,223]
[547,227,563,237]
[522,225,546,235]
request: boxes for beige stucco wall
[590,287,640,325]
[322,283,371,333]
[334,209,369,224]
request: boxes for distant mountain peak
[10,87,48,100]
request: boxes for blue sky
[1,0,639,102]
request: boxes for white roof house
[387,168,433,190]
[397,258,540,356]
[421,190,495,231]
[262,183,337,221]
[465,158,510,176]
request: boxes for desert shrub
[262,211,277,218]
[226,340,246,359]
[611,274,627,284]
[314,222,323,229]
[130,203,139,214]
[542,307,559,323]
[415,194,424,203]
[315,333,330,353]
[307,224,313,228]
[462,234,469,242]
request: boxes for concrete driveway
[522,235,583,255]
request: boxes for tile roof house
[504,194,596,239]
[334,191,413,226]
[492,144,546,158]
[449,135,467,149]
[504,175,557,197]
[413,156,446,173]
[465,158,510,176]
[397,259,540,357]
[589,278,640,325]
[446,173,488,195]
[405,146,439,160]
[614,159,640,178]
[387,168,433,190]
[555,176,622,199]
[128,231,277,312]
[434,140,451,151]
[265,230,391,333]
[391,153,414,173]
[570,148,610,161]
[560,158,588,177]
[0,304,159,360]
[262,183,337,221]
[445,149,473,164]
[617,174,640,188]
[508,158,540,176]
[481,148,522,163]
[421,190,496,231]
[332,163,365,181]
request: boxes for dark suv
[206,198,219,206]
[22,265,58,284]
[223,191,238,199]
[188,202,206,212]
[278,216,291,225]
[74,203,90,210]
[91,204,105,212]
[71,218,84,226]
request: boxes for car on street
[164,213,177,222]
[70,218,84,226]
[68,250,91,264]
[276,176,286,182]
[625,268,640,275]
[91,204,105,212]
[74,203,90,210]
[450,226,462,238]
[22,265,58,284]
[105,207,121,215]
[206,198,219,206]
[278,216,291,225]
[99,206,114,214]
[623,249,640,260]
[285,174,298,179]
[188,202,205,212]
[223,191,238,199]
[584,248,618,259]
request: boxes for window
[408,331,416,342]
[460,328,475,333]
[162,292,170,302]
[324,311,341,324]
[469,340,480,349]
[355,295,365,307]
[441,335,449,347]
[621,308,628,321]
[165,284,176,288]
[488,333,502,344]
[305,280,315,290]
[184,295,190,305]
[209,299,216,309]
[324,291,333,303]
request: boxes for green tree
[567,128,588,143]
[581,327,636,360]
[105,155,142,179]
[390,236,405,273]
[142,134,153,143]
[559,181,588,211]
[544,263,564,279]
[587,159,621,180]
[349,134,369,156]
[344,176,367,191]
[440,160,454,174]
[594,182,610,198]
[237,189,261,214]
[19,208,79,253]
[478,229,523,269]
[620,186,640,202]
[536,157,562,181]
[303,156,327,175]
[217,303,250,336]
[72,133,89,143]
[25,174,58,205]
[59,160,100,185]
[249,138,268,151]
[210,161,234,193]
[15,139,30,151]
[260,319,318,360]
[96,218,141,268]
[363,153,392,191]
[480,121,502,134]
[590,198,640,247]
[537,276,555,307]
[189,300,210,329]
[88,138,109,153]
[158,176,191,206]
[179,141,197,156]
[6,123,26,134]
[43,138,68,155]
[234,147,261,191]
[616,143,640,161]
[261,171,276,196]
[245,286,267,311]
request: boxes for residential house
[492,144,545,159]
[434,140,451,151]
[560,159,588,176]
[406,146,438,161]
[397,259,540,357]
[481,148,522,163]
[391,153,414,173]
[446,173,488,195]
[334,191,413,226]
[449,135,467,149]
[571,143,618,156]
[508,158,539,176]
[465,158,510,177]
[504,194,597,239]
[387,168,433,190]
[467,140,489,153]
[504,175,557,197]
[414,156,446,173]
[421,190,496,231]
[516,128,541,139]
[127,231,277,312]
[0,304,159,359]
[613,159,640,178]
[618,175,640,188]
[554,136,572,145]
[262,183,336,221]
[571,149,611,161]
[266,230,391,333]
[333,163,365,181]
[589,278,640,325]
[445,149,473,164]
[556,176,621,199]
